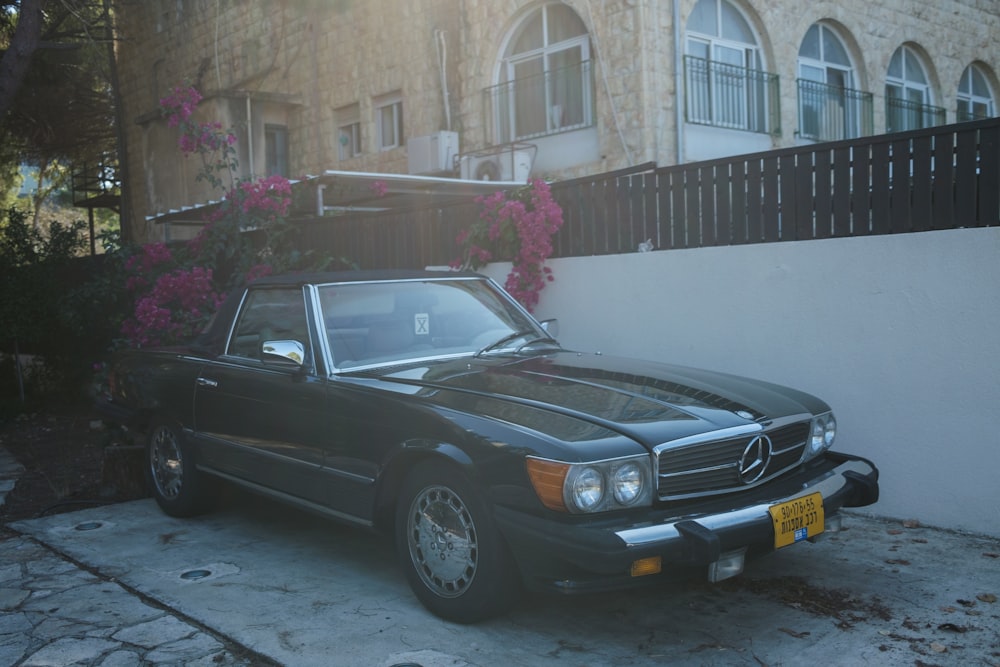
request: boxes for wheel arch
[373,439,475,532]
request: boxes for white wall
[480,227,1000,537]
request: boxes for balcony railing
[684,55,780,135]
[483,60,595,145]
[797,79,873,142]
[886,97,945,133]
[957,107,992,123]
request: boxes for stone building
[113,0,1000,243]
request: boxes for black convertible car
[99,270,879,622]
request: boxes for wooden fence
[296,116,1000,269]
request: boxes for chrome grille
[655,420,811,500]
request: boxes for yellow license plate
[769,492,824,549]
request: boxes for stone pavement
[0,447,276,666]
[2,444,999,667]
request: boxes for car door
[193,285,330,505]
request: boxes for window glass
[228,288,310,361]
[336,104,361,160]
[685,0,769,133]
[970,66,990,97]
[885,46,930,103]
[957,64,996,121]
[264,124,288,177]
[546,3,587,42]
[689,0,717,35]
[497,2,592,142]
[511,17,543,53]
[375,95,403,150]
[719,1,753,42]
[905,50,927,85]
[821,27,851,67]
[885,46,938,131]
[799,24,820,60]
[687,38,710,60]
[797,23,866,140]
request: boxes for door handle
[196,377,218,388]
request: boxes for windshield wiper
[475,330,535,357]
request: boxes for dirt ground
[0,400,147,525]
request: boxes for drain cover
[180,569,213,580]
[74,521,104,531]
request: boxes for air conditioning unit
[407,131,459,175]
[459,145,535,182]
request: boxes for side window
[264,124,288,177]
[336,103,362,160]
[885,45,943,132]
[796,23,872,141]
[493,2,593,143]
[684,0,776,134]
[375,93,404,151]
[957,63,996,122]
[227,288,311,363]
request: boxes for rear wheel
[145,419,213,517]
[395,461,521,622]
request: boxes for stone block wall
[113,0,1000,243]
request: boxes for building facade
[113,0,1000,243]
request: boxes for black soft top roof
[192,269,486,355]
[246,268,481,288]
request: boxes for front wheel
[395,461,521,622]
[145,419,213,517]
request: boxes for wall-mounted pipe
[673,0,685,164]
[435,29,452,131]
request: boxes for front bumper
[494,452,879,593]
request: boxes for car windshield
[318,277,551,370]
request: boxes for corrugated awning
[148,170,525,225]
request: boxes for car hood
[350,351,828,454]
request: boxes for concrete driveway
[6,488,1000,667]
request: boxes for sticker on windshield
[414,313,429,335]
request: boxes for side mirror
[261,340,305,368]
[540,318,559,339]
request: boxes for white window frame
[957,64,995,121]
[885,45,933,132]
[264,124,288,177]
[375,94,404,151]
[336,104,362,160]
[497,3,593,142]
[685,0,766,132]
[797,24,862,140]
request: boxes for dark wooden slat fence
[295,117,1000,269]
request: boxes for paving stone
[111,614,194,648]
[97,649,144,666]
[144,632,228,664]
[21,637,118,666]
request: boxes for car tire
[395,461,521,622]
[145,419,213,517]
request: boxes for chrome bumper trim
[615,458,874,548]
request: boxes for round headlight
[810,419,825,455]
[809,414,836,455]
[823,414,837,448]
[612,462,644,505]
[570,467,605,511]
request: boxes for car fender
[373,438,476,529]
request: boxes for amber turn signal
[525,458,569,511]
[630,556,662,577]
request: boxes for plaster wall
[479,227,1000,537]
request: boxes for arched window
[685,0,776,133]
[490,2,593,143]
[957,64,996,122]
[885,46,943,132]
[797,23,872,140]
